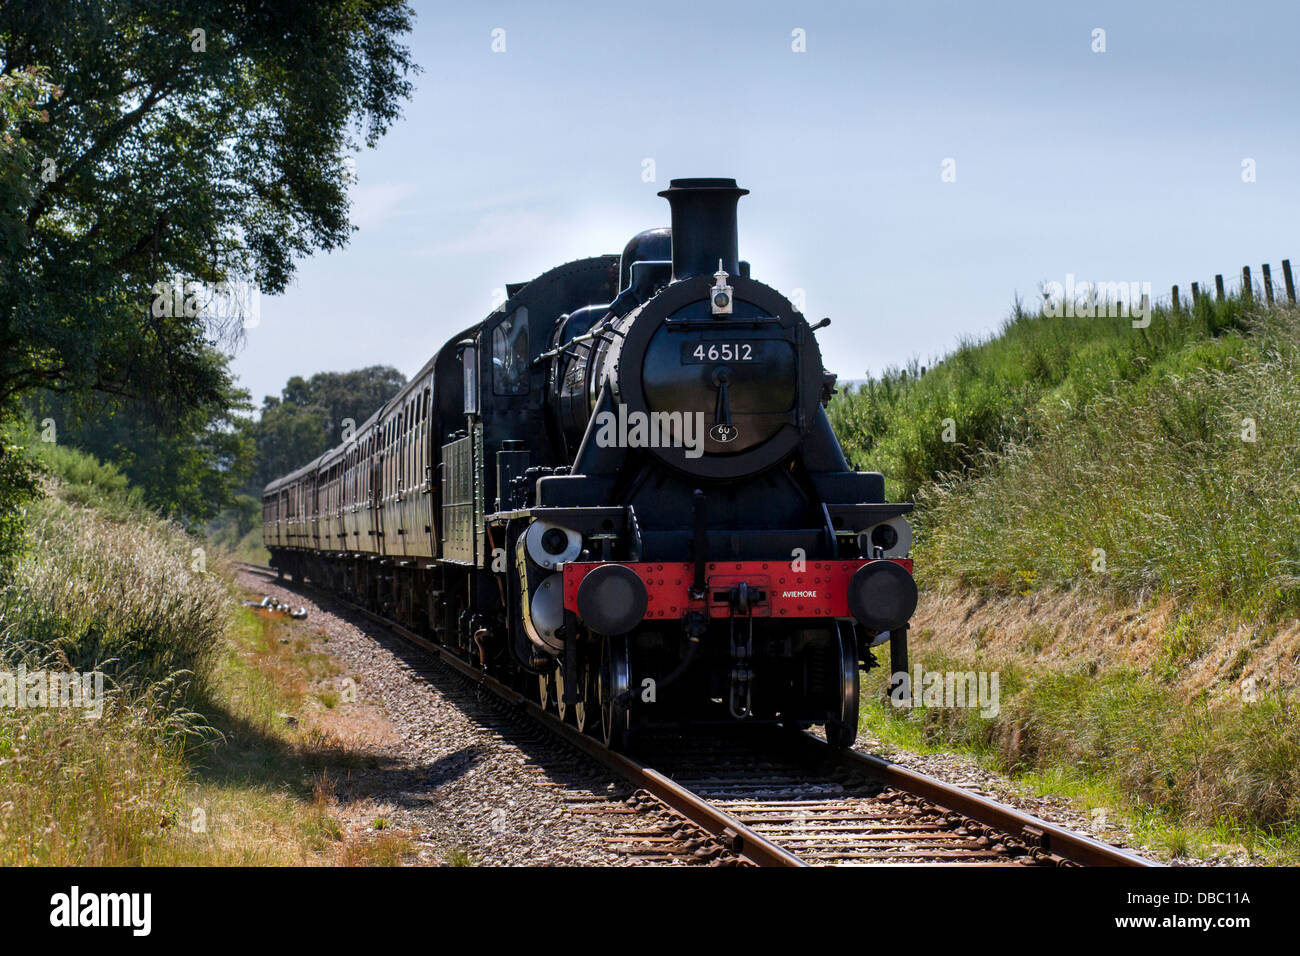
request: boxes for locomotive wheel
[554,659,591,729]
[598,635,631,750]
[555,662,570,724]
[559,656,596,733]
[538,668,557,713]
[824,622,860,750]
[574,659,596,734]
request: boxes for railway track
[238,562,1156,868]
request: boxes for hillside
[831,291,1300,861]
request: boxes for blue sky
[233,0,1300,405]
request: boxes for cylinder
[657,178,749,280]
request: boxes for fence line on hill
[1170,258,1295,313]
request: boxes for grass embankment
[832,294,1300,862]
[0,444,412,865]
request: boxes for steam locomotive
[262,178,917,750]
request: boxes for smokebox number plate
[682,341,761,363]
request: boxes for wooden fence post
[1191,281,1201,304]
[1171,285,1180,312]
[1284,259,1297,304]
[1215,274,1225,302]
[1262,264,1274,306]
[1242,266,1253,301]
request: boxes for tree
[0,67,54,575]
[251,398,331,491]
[28,346,255,522]
[0,0,417,418]
[1,65,56,260]
[0,428,40,581]
[277,366,409,445]
[249,365,404,491]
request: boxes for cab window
[492,308,529,396]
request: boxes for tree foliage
[28,346,254,522]
[0,1,416,551]
[0,431,40,582]
[0,0,417,414]
[249,365,405,491]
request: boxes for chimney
[657,178,749,281]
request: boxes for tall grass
[837,291,1300,859]
[830,293,1250,500]
[1,491,232,698]
[1002,670,1300,828]
[830,290,1300,620]
[0,445,407,865]
[918,309,1300,620]
[0,437,232,862]
[0,479,232,863]
[0,698,199,864]
[861,649,1300,859]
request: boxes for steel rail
[240,564,802,866]
[791,733,1157,867]
[238,562,1158,868]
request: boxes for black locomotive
[262,178,917,749]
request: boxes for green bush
[0,433,41,583]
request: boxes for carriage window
[492,308,529,396]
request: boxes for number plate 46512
[682,341,760,363]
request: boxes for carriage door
[371,436,384,555]
[441,341,482,565]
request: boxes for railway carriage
[264,179,917,750]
